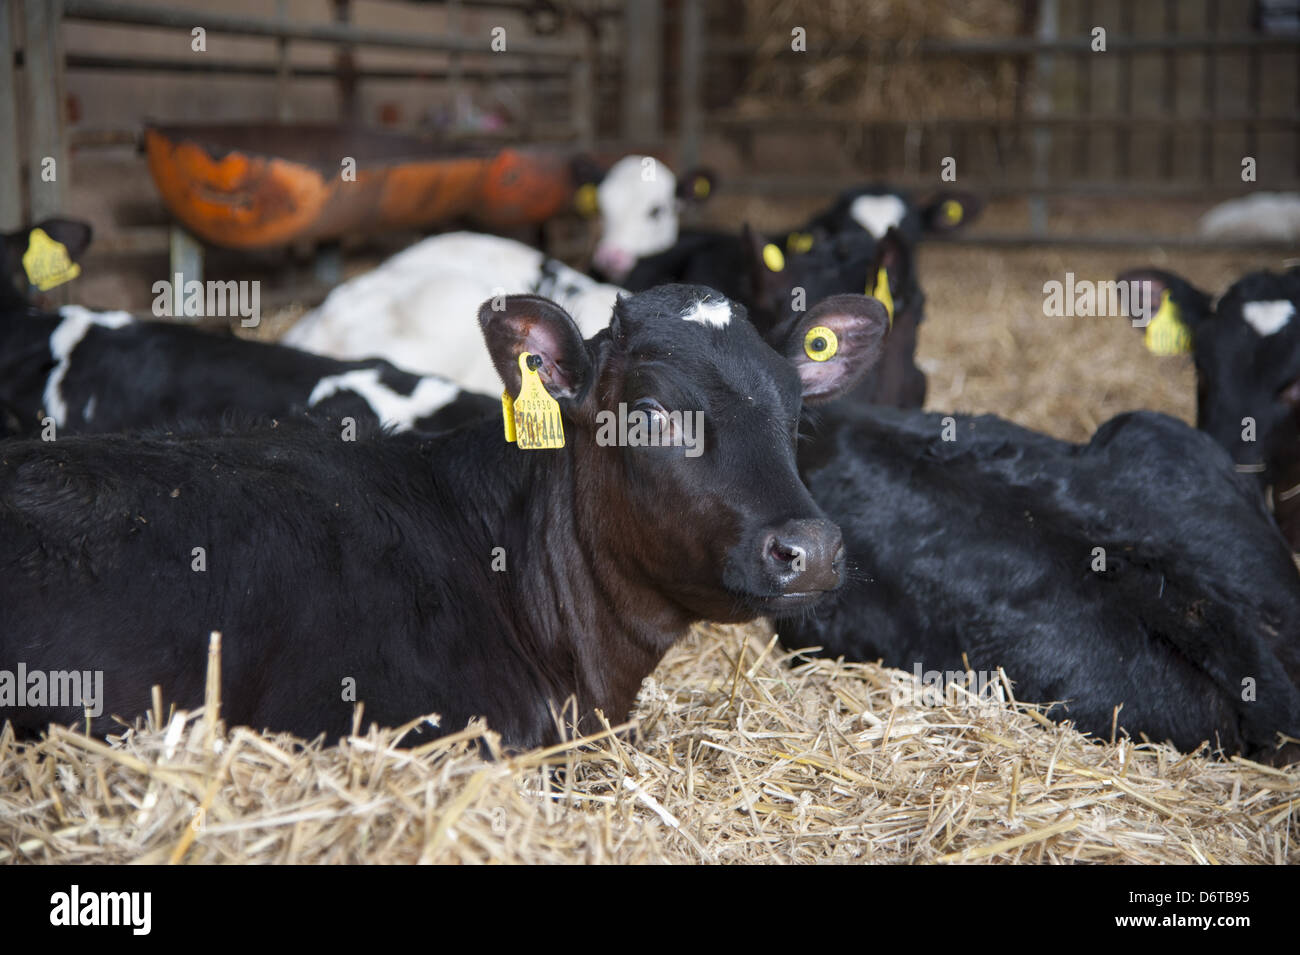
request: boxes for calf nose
[593,244,632,279]
[762,519,844,594]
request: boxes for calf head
[806,186,981,245]
[744,225,925,407]
[479,285,889,620]
[1120,267,1300,499]
[589,156,714,283]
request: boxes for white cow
[1199,193,1300,242]
[283,232,625,396]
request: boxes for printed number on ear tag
[1144,290,1192,356]
[871,266,894,328]
[509,352,565,450]
[804,326,838,362]
[23,228,81,291]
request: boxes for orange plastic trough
[144,124,581,250]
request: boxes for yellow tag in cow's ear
[786,231,814,255]
[803,325,838,362]
[940,200,964,225]
[501,390,518,443]
[1143,289,1192,356]
[871,266,894,328]
[574,183,599,218]
[22,228,81,292]
[762,243,785,272]
[510,352,565,450]
[692,176,711,199]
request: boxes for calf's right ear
[781,294,889,403]
[1116,268,1213,349]
[479,294,592,401]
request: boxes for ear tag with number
[871,266,894,328]
[804,325,838,362]
[1143,290,1192,356]
[941,200,964,225]
[23,228,81,291]
[692,176,711,199]
[505,352,565,449]
[574,183,600,218]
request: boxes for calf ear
[675,167,715,204]
[920,191,981,233]
[1116,268,1213,334]
[479,295,592,400]
[782,294,889,403]
[34,219,94,261]
[869,227,912,319]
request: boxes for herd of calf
[1,156,1299,763]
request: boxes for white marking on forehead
[680,299,731,328]
[1241,299,1295,337]
[849,194,907,237]
[44,305,134,426]
[308,367,460,432]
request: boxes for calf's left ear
[479,294,592,400]
[782,294,889,403]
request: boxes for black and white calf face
[590,156,713,283]
[1121,268,1300,484]
[803,187,981,245]
[479,286,888,620]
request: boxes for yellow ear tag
[507,352,565,449]
[574,183,599,218]
[940,200,964,225]
[871,266,894,328]
[1143,290,1192,356]
[692,177,710,199]
[762,243,785,272]
[786,231,814,254]
[22,228,81,292]
[803,325,838,362]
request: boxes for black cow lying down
[0,305,496,439]
[0,286,889,748]
[781,404,1300,761]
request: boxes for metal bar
[570,27,595,149]
[719,175,1300,199]
[621,0,662,141]
[60,53,570,81]
[1030,0,1057,238]
[678,0,702,171]
[24,0,67,224]
[708,112,1300,129]
[1115,1,1133,182]
[1160,0,1176,181]
[62,0,583,58]
[928,232,1300,250]
[1202,0,1217,183]
[0,2,23,230]
[702,34,1300,57]
[275,0,290,121]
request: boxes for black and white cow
[780,403,1300,761]
[282,232,625,394]
[0,286,889,748]
[0,305,496,438]
[1118,267,1300,550]
[798,186,981,247]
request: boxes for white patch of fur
[284,232,621,395]
[681,298,731,328]
[849,194,907,237]
[308,367,459,432]
[1241,299,1295,337]
[45,306,134,425]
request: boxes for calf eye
[647,205,666,220]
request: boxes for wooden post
[23,0,68,223]
[621,0,662,142]
[571,25,595,148]
[1029,0,1057,238]
[0,3,24,230]
[678,0,702,171]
